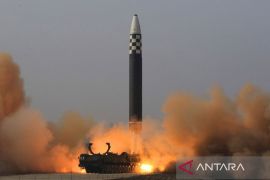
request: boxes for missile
[129,14,142,133]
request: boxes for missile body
[129,14,142,133]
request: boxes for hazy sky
[0,0,270,122]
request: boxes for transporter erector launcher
[129,14,142,133]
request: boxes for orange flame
[139,163,153,173]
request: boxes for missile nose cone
[130,14,141,34]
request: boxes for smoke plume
[0,53,24,120]
[163,85,270,156]
[91,85,270,171]
[0,53,93,174]
[1,52,270,174]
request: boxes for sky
[0,0,270,123]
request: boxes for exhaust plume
[0,53,93,174]
[0,107,94,174]
[1,52,270,174]
[163,85,270,157]
[90,85,270,172]
[0,53,24,120]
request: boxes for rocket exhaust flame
[139,163,154,173]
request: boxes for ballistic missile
[129,14,142,133]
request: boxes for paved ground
[0,173,176,180]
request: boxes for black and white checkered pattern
[129,34,142,54]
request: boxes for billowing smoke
[0,53,94,174]
[0,53,24,120]
[0,107,94,174]
[91,85,270,171]
[49,111,95,149]
[163,85,270,156]
[1,52,270,174]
